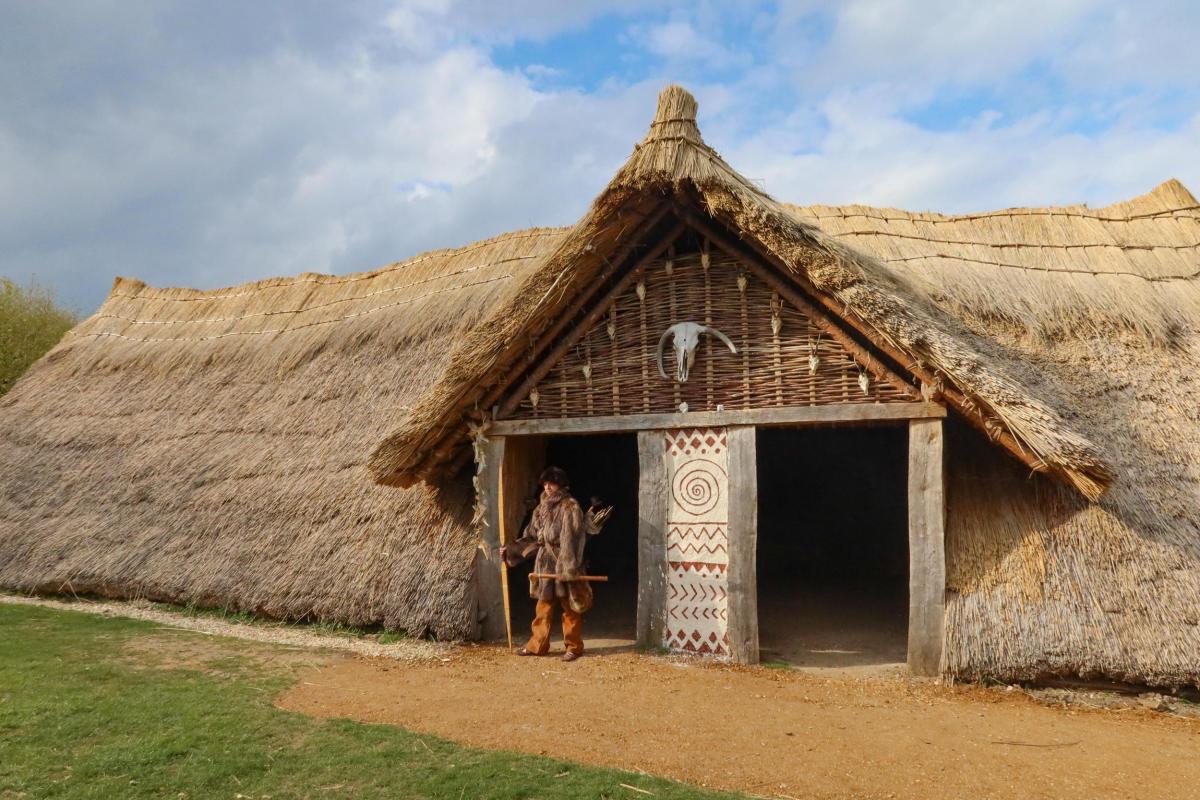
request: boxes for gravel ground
[0,593,450,662]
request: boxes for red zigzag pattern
[668,583,727,601]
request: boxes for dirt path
[279,647,1200,800]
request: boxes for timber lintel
[489,401,946,437]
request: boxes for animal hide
[505,487,591,612]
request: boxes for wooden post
[907,418,946,676]
[636,430,669,649]
[474,435,508,641]
[725,425,759,665]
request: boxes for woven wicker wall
[508,248,914,419]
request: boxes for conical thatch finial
[648,84,702,144]
[655,84,698,123]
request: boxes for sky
[2,1,1199,314]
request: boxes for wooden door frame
[748,417,946,675]
[474,411,946,677]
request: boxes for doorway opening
[756,425,909,670]
[504,433,640,652]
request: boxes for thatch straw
[787,179,1200,341]
[781,165,1200,687]
[0,227,566,637]
[942,326,1200,687]
[371,85,1112,501]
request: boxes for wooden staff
[499,465,513,652]
[529,574,609,582]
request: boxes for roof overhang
[368,86,1113,501]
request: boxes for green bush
[0,277,78,395]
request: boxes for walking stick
[497,474,514,651]
[499,556,513,651]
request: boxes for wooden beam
[725,425,759,665]
[907,418,946,677]
[675,204,1061,486]
[490,402,945,437]
[636,429,669,649]
[474,435,508,642]
[497,221,689,418]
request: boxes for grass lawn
[0,603,741,799]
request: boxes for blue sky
[2,1,1199,313]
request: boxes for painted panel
[664,426,730,656]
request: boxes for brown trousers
[525,597,584,655]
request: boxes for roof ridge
[108,226,570,303]
[787,180,1200,224]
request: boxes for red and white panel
[663,427,730,656]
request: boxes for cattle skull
[655,322,738,383]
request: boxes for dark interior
[756,425,909,668]
[505,433,640,649]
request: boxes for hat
[539,466,570,488]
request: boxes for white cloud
[811,0,1095,86]
[0,7,617,310]
[725,87,1200,213]
[2,1,1199,315]
[634,19,748,68]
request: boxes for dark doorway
[756,425,909,670]
[504,433,640,652]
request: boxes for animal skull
[655,321,738,383]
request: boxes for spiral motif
[671,459,725,517]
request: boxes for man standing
[500,466,589,661]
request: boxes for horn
[655,325,675,380]
[700,325,738,355]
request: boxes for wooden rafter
[472,204,674,418]
[495,221,688,418]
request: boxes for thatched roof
[787,179,1200,341]
[0,227,566,637]
[369,85,1113,500]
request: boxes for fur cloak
[505,487,587,604]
